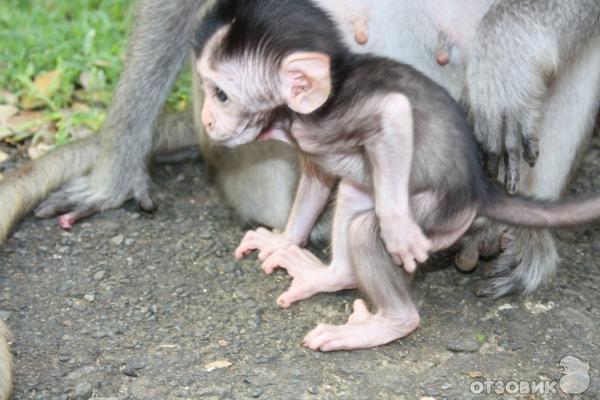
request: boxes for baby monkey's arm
[365,94,432,273]
[235,156,335,263]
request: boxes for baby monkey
[195,0,600,351]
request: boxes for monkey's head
[194,0,346,147]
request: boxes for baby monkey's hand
[235,227,297,262]
[379,214,432,273]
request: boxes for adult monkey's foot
[35,156,155,228]
[262,245,358,308]
[302,299,420,351]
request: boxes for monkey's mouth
[256,128,275,141]
[256,125,290,144]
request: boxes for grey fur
[34,0,208,217]
[464,1,600,296]
[349,211,415,314]
[464,0,600,188]
[0,322,10,400]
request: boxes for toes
[277,285,312,308]
[347,299,372,323]
[234,230,260,259]
[57,206,97,230]
[58,214,75,230]
[136,192,157,213]
[455,242,479,272]
[484,152,501,179]
[402,256,417,274]
[302,323,331,345]
[258,243,282,261]
[261,251,286,274]
[411,244,429,264]
[234,242,256,259]
[35,195,73,218]
[319,339,355,352]
[303,326,343,351]
[522,136,540,167]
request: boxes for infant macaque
[195,0,600,351]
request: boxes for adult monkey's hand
[462,0,555,194]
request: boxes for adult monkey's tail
[0,136,100,244]
[0,321,11,400]
[0,138,97,400]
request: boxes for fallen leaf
[28,142,51,160]
[205,360,232,372]
[6,111,45,134]
[464,371,483,379]
[34,70,61,98]
[20,70,61,110]
[0,150,9,163]
[0,105,18,125]
[474,333,487,343]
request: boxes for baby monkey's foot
[302,299,420,351]
[262,245,357,308]
[235,227,295,261]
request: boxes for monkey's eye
[215,87,229,103]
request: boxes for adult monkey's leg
[36,0,208,223]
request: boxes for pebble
[446,337,480,353]
[250,388,263,398]
[84,294,95,303]
[223,262,236,273]
[91,330,109,339]
[93,270,106,281]
[308,386,320,395]
[110,235,125,246]
[74,382,92,400]
[123,358,148,377]
[65,366,96,381]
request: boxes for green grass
[0,0,191,147]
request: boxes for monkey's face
[196,23,333,148]
[196,27,285,147]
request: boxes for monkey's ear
[280,52,331,114]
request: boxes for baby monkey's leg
[262,181,372,308]
[303,211,419,352]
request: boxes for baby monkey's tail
[481,186,600,228]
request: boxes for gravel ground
[1,137,599,400]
